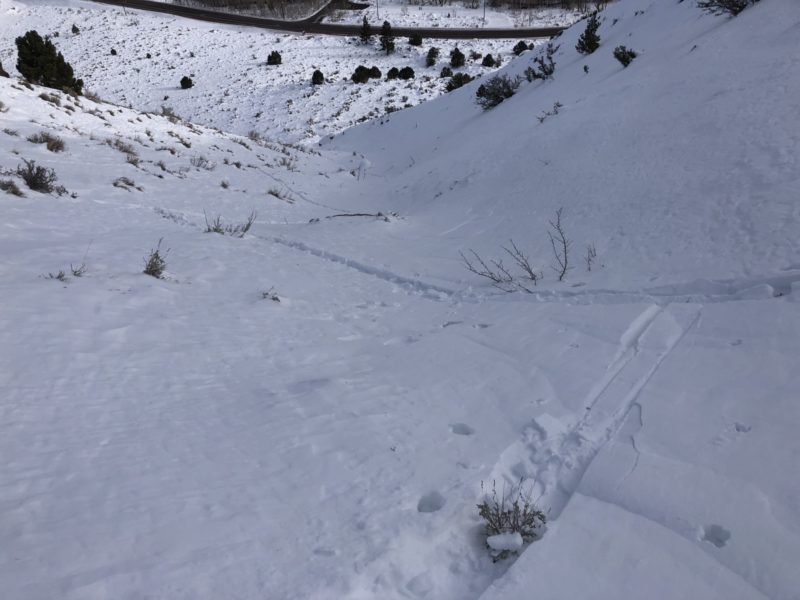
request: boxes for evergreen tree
[267,51,282,66]
[15,30,83,94]
[0,61,9,78]
[351,65,371,84]
[180,76,193,89]
[408,33,423,46]
[425,47,440,68]
[398,66,415,80]
[576,13,600,55]
[512,41,529,56]
[379,21,395,55]
[613,45,637,67]
[311,70,324,85]
[359,17,372,45]
[450,46,465,68]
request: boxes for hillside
[0,0,528,142]
[1,0,799,599]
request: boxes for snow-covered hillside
[1,0,799,599]
[0,0,533,142]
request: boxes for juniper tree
[576,13,600,55]
[426,47,440,67]
[450,46,465,68]
[512,40,529,56]
[15,30,83,94]
[359,16,373,45]
[697,0,760,15]
[613,45,637,67]
[380,21,395,55]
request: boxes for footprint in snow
[417,491,446,513]
[450,422,475,436]
[700,524,731,548]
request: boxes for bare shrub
[203,209,256,237]
[586,243,597,271]
[143,238,168,278]
[39,92,61,106]
[461,239,541,293]
[478,480,546,560]
[44,270,67,281]
[548,207,571,281]
[27,131,66,152]
[537,101,563,123]
[190,155,215,170]
[105,137,137,156]
[16,159,58,193]
[0,179,25,196]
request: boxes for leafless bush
[39,92,61,106]
[143,238,168,278]
[161,105,181,123]
[262,287,280,302]
[3,128,19,136]
[190,155,215,170]
[83,89,102,103]
[548,207,571,281]
[478,479,546,560]
[204,209,256,237]
[586,243,597,271]
[113,176,142,191]
[16,159,58,193]
[70,262,87,277]
[461,238,542,293]
[537,101,563,123]
[44,270,68,281]
[27,131,66,152]
[106,137,137,156]
[278,156,296,171]
[0,179,25,196]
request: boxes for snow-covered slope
[0,0,527,142]
[1,0,799,599]
[326,0,800,292]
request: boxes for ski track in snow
[477,304,703,593]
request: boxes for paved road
[89,0,566,39]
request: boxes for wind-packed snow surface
[1,0,799,599]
